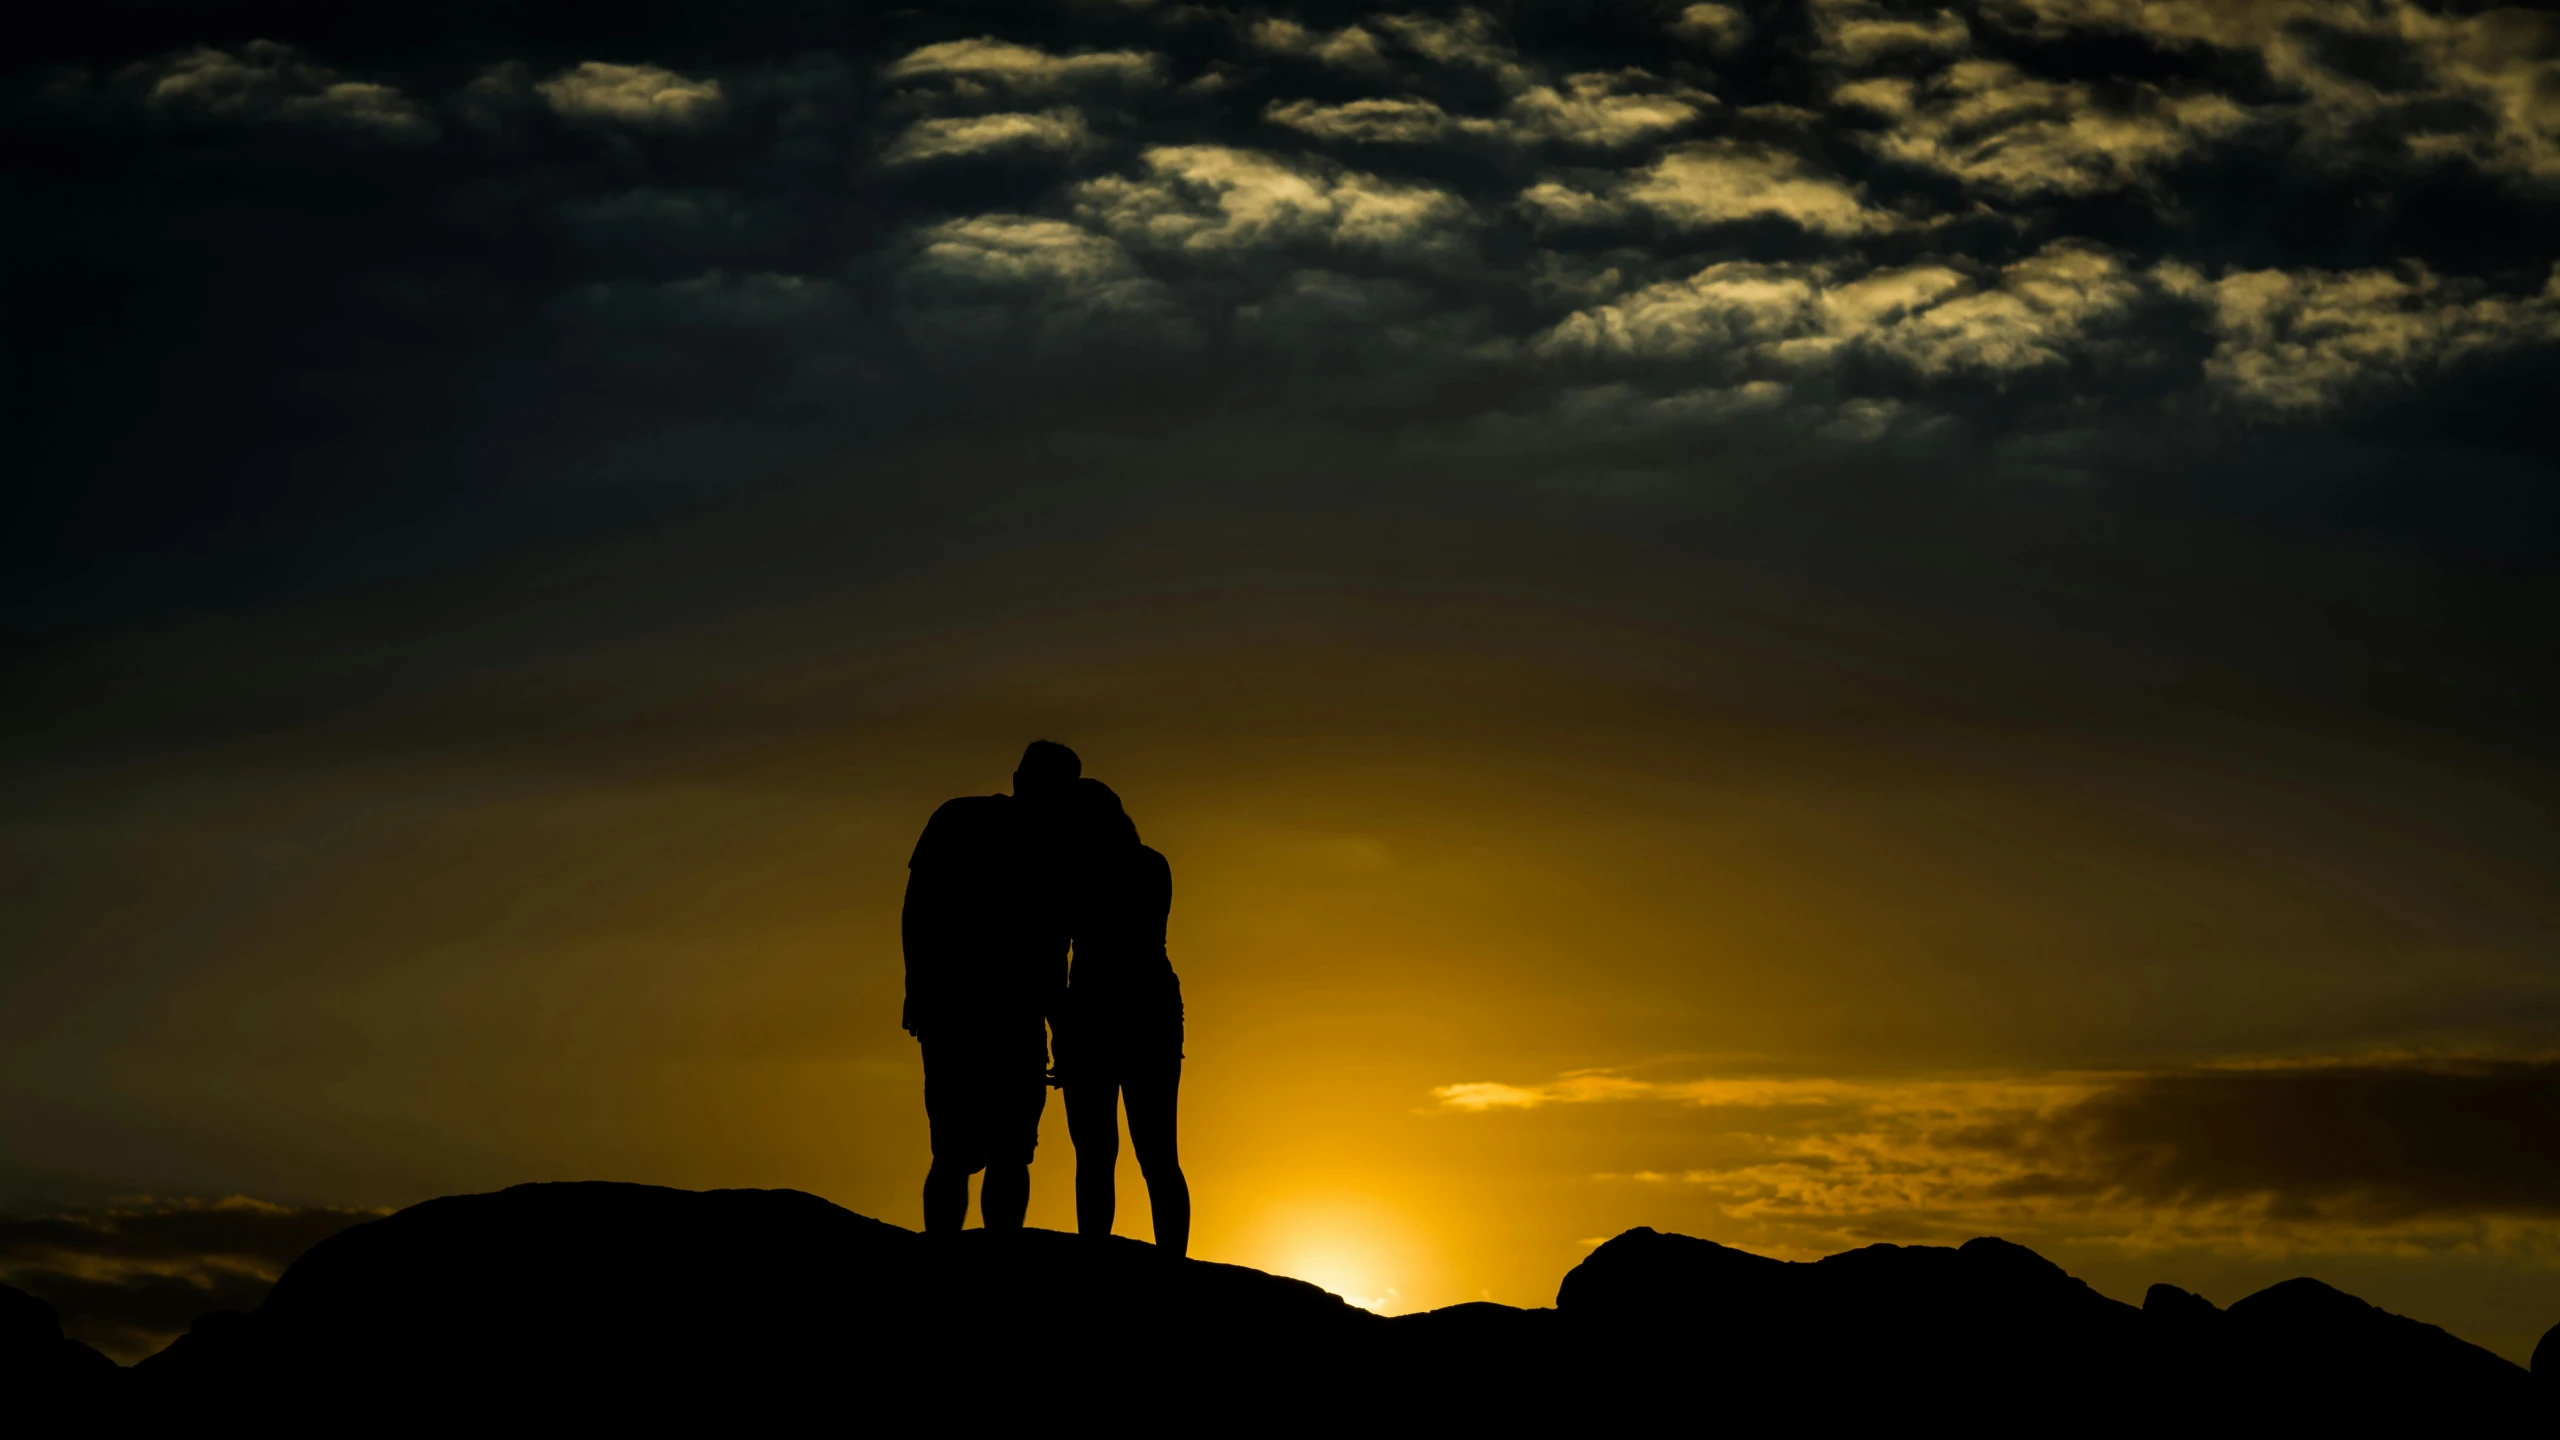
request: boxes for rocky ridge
[7,1181,2553,1428]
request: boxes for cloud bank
[1437,1054,2560,1258]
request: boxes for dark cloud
[1439,1050,2560,1272]
[2041,1057,2560,1221]
[0,1198,381,1361]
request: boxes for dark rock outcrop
[2,1283,117,1415]
[1547,1231,2537,1428]
[2215,1276,2534,1422]
[2143,1282,2223,1328]
[131,1181,1376,1423]
[79,1181,2552,1429]
[1552,1227,2153,1420]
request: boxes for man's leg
[923,1162,971,1233]
[980,1161,1029,1230]
[978,1019,1048,1231]
[919,1031,981,1232]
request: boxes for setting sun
[1241,1198,1423,1315]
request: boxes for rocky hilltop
[9,1181,2554,1427]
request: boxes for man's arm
[900,865,934,1038]
[901,801,965,1039]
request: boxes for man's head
[1012,740,1081,802]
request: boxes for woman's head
[1072,777,1140,849]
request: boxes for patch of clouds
[1862,243,2144,374]
[910,214,1142,288]
[1259,19,1697,151]
[1516,181,1628,228]
[1525,250,1637,307]
[535,61,723,128]
[1535,261,1826,363]
[113,42,432,137]
[1533,139,1897,236]
[1642,379,1797,425]
[882,108,1090,165]
[1244,16,1391,71]
[1374,8,1539,92]
[1837,61,2251,198]
[1266,96,1453,145]
[1668,4,1752,53]
[1438,1071,1675,1109]
[1630,140,1898,234]
[1817,395,1925,441]
[1533,242,2140,379]
[901,214,1194,353]
[1074,145,1470,255]
[1502,70,1708,147]
[883,37,1162,95]
[2162,261,2560,411]
[1267,74,1700,149]
[451,61,536,131]
[1813,0,1974,68]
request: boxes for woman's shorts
[1057,977,1183,1084]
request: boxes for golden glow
[1235,1194,1424,1314]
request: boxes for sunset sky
[6,0,2560,1366]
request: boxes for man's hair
[1016,740,1081,787]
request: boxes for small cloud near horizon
[1,1197,384,1363]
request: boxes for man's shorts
[921,1018,1050,1173]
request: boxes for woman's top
[1068,843,1175,999]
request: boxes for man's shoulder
[929,793,1011,823]
[912,793,1014,868]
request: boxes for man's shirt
[901,794,1068,1035]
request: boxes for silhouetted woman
[1058,778,1190,1256]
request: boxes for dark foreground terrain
[8,1182,2556,1428]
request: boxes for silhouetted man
[903,740,1079,1232]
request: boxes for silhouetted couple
[901,741,1190,1254]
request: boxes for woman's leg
[1063,1075,1121,1238]
[1122,1060,1190,1257]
